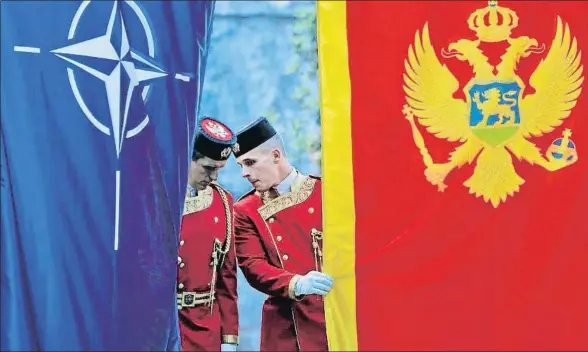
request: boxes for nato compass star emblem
[13,0,193,251]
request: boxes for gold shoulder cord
[207,183,232,314]
[211,183,232,262]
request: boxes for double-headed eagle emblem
[403,0,583,207]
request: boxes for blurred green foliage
[289,5,321,167]
[265,3,321,169]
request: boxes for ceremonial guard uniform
[233,118,328,351]
[177,118,239,351]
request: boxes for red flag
[319,1,588,350]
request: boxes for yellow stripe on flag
[317,1,358,351]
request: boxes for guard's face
[237,148,280,192]
[189,156,227,191]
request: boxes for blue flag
[1,1,215,350]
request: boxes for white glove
[221,344,237,352]
[294,271,334,296]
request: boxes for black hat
[193,117,236,161]
[233,117,277,158]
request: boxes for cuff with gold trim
[288,274,304,300]
[222,334,239,344]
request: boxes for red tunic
[177,183,239,351]
[234,174,328,351]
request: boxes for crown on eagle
[467,0,519,42]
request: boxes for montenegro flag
[318,1,588,350]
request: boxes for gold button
[283,254,289,260]
[268,218,275,224]
[214,217,219,224]
[308,207,314,214]
[179,240,185,246]
[276,235,282,242]
[178,283,184,289]
[177,256,182,264]
[180,263,185,268]
[177,305,182,310]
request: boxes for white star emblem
[51,1,168,156]
[13,0,194,251]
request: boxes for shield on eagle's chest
[467,80,522,147]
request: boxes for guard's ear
[271,148,281,163]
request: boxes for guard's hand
[221,344,237,352]
[294,271,334,296]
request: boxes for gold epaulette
[183,186,213,215]
[257,176,317,220]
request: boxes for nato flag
[1,1,215,350]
